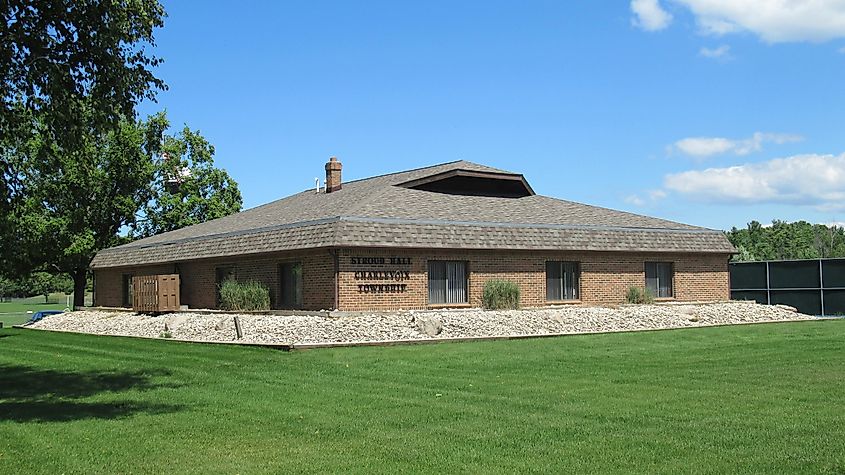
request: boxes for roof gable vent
[397,169,534,198]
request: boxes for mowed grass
[1,321,844,474]
[0,295,70,327]
[0,293,92,327]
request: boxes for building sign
[350,257,411,266]
[353,270,410,281]
[351,256,411,293]
[358,283,408,293]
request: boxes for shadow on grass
[0,400,182,422]
[0,364,184,422]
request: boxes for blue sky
[138,0,845,230]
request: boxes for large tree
[1,0,166,273]
[16,111,163,306]
[9,111,241,307]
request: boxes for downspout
[91,270,97,307]
[174,263,184,309]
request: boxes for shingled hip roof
[91,161,735,269]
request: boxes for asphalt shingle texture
[91,161,735,268]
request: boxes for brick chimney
[325,156,342,193]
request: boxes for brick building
[91,159,735,311]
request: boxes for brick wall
[94,264,177,308]
[94,247,730,311]
[335,248,730,311]
[94,249,335,310]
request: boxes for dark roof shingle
[91,160,734,268]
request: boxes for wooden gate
[132,274,180,312]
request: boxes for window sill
[427,303,471,309]
[654,297,675,302]
[546,299,581,305]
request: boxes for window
[121,274,134,307]
[428,261,467,304]
[279,262,303,308]
[645,262,674,298]
[546,261,580,301]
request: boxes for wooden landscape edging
[288,317,836,349]
[11,324,296,351]
[12,317,838,351]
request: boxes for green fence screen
[730,258,845,316]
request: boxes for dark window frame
[645,262,674,298]
[121,273,134,308]
[546,261,580,301]
[428,260,468,305]
[278,261,304,309]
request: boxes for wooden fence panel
[132,274,180,312]
[157,274,180,312]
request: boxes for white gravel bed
[26,301,814,346]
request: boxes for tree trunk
[72,269,87,309]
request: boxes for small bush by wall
[482,280,521,310]
[625,286,655,304]
[219,280,271,311]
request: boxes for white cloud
[625,195,646,206]
[674,137,735,157]
[699,44,731,58]
[631,0,673,31]
[625,189,668,207]
[664,153,845,208]
[636,1,845,43]
[671,132,802,158]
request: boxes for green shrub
[482,280,521,310]
[625,286,655,304]
[219,279,271,311]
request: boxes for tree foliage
[1,1,242,308]
[27,271,72,302]
[726,220,845,261]
[0,272,72,302]
[6,111,162,306]
[4,111,240,307]
[1,0,166,285]
[0,275,15,301]
[132,123,242,238]
[0,0,166,140]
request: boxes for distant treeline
[726,221,845,262]
[0,273,75,303]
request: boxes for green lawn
[0,295,70,327]
[1,321,843,474]
[0,293,93,327]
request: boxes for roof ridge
[341,160,465,186]
[341,159,513,186]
